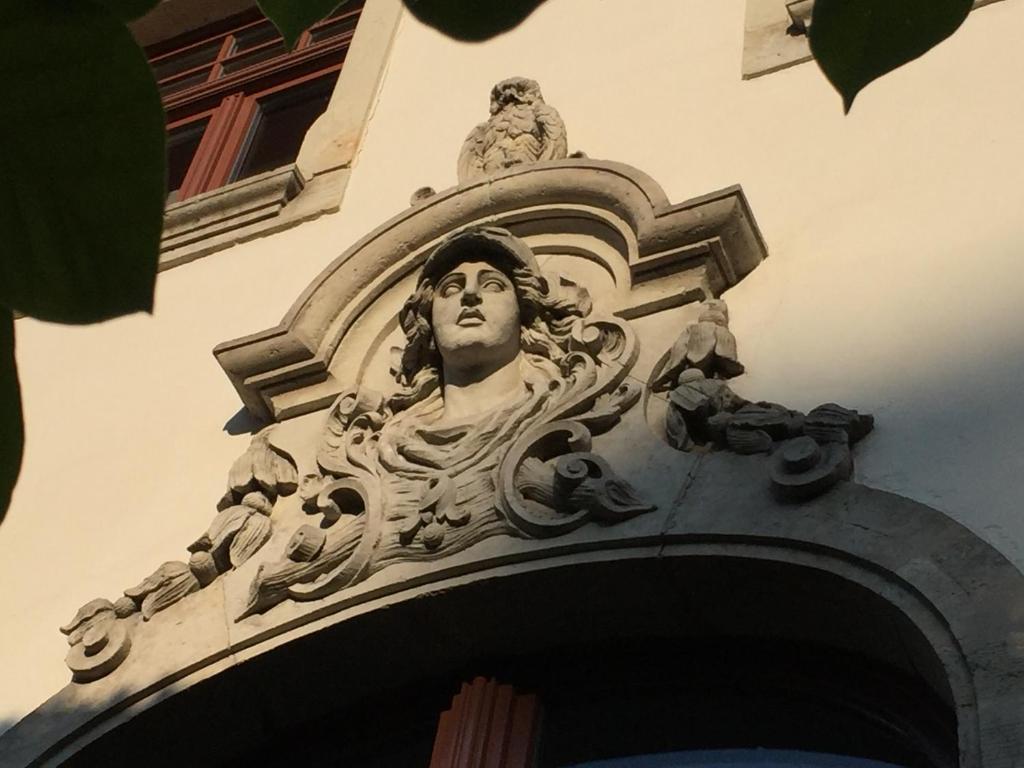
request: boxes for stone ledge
[158,165,351,271]
[152,0,401,271]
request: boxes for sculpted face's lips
[457,307,485,325]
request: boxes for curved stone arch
[674,472,1024,768]
[213,159,768,422]
[673,540,981,766]
[5,480,1023,767]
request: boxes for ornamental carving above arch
[57,176,875,686]
[51,75,893,688]
[4,75,1023,768]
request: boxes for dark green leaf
[258,0,347,50]
[403,0,547,41]
[810,0,972,113]
[0,1,165,323]
[89,0,160,22]
[0,310,23,525]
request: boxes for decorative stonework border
[212,159,769,422]
[159,165,305,270]
[3,477,1022,767]
[742,0,1006,81]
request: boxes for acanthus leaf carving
[61,155,778,685]
[61,426,298,681]
[500,420,655,538]
[654,300,874,501]
[229,513,273,568]
[228,428,299,498]
[124,561,201,621]
[652,300,744,392]
[398,474,462,549]
[241,473,378,618]
[237,229,652,617]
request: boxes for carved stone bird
[457,77,568,183]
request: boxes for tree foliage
[810,0,973,113]
[0,0,985,523]
[257,0,346,49]
[403,0,547,41]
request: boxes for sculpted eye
[438,280,462,298]
[481,277,508,292]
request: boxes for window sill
[159,164,347,271]
[155,0,402,271]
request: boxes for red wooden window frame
[152,2,364,202]
[430,677,542,768]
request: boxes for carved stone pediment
[8,78,1024,768]
[56,156,773,684]
[212,159,767,423]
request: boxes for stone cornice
[213,159,769,422]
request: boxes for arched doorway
[65,552,966,768]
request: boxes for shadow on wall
[847,330,1024,569]
[0,677,144,767]
[222,406,264,436]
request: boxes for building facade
[2,1,1024,765]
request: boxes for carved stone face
[431,260,521,376]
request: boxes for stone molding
[7,122,1022,765]
[3,478,1022,767]
[213,159,769,422]
[159,165,305,270]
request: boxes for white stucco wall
[3,0,1023,734]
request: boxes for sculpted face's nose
[461,278,482,305]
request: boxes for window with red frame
[149,2,364,203]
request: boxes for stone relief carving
[457,77,568,183]
[61,226,658,681]
[243,227,652,616]
[652,300,873,499]
[56,151,870,688]
[56,83,858,686]
[61,428,298,681]
[60,598,133,683]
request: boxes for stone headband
[419,226,540,286]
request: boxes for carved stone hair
[392,228,591,409]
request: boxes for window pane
[152,40,221,82]
[231,22,280,53]
[308,13,360,44]
[158,67,213,98]
[220,41,288,75]
[166,119,208,203]
[232,75,336,180]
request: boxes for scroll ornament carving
[500,418,654,538]
[457,77,569,183]
[242,228,654,617]
[60,428,298,682]
[655,300,873,500]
